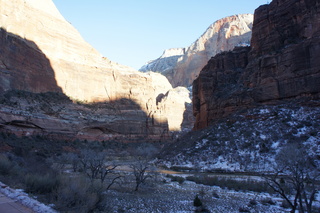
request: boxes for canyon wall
[193,0,320,129]
[140,14,253,87]
[0,0,191,140]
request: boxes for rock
[193,47,251,129]
[140,14,253,87]
[0,29,62,93]
[193,0,320,130]
[250,0,320,57]
[156,87,193,131]
[0,91,169,142]
[0,0,136,101]
[140,48,185,76]
[0,0,191,141]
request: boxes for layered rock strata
[140,14,253,87]
[0,91,171,142]
[0,0,191,140]
[193,0,320,129]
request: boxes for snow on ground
[0,182,56,213]
[160,104,320,173]
[103,177,287,213]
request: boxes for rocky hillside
[159,0,320,171]
[159,100,320,172]
[140,14,253,87]
[193,0,320,130]
[0,0,191,141]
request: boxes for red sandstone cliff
[193,0,320,130]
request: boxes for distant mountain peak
[140,14,254,87]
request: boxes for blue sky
[52,0,268,69]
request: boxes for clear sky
[52,0,268,70]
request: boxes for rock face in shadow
[0,30,170,140]
[140,14,253,87]
[0,0,192,139]
[193,0,320,130]
[0,0,160,102]
[0,91,170,142]
[0,29,62,93]
[193,47,251,129]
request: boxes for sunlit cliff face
[140,14,253,87]
[0,0,191,132]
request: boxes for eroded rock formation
[140,14,253,87]
[0,0,191,141]
[193,0,320,130]
[0,91,173,142]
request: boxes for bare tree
[130,157,153,191]
[79,150,104,180]
[264,143,319,213]
[128,144,160,191]
[79,150,122,189]
[49,152,79,173]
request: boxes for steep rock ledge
[193,0,320,130]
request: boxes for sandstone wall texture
[0,0,191,140]
[140,14,253,87]
[193,0,320,130]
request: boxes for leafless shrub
[264,143,319,213]
[0,154,15,176]
[54,175,101,212]
[25,173,59,194]
[130,157,153,191]
[78,149,121,187]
